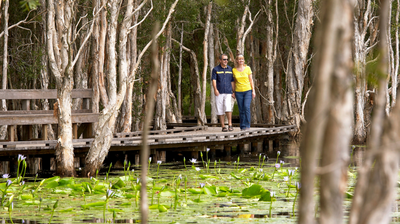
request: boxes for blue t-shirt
[211,64,234,94]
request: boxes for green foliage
[19,0,40,12]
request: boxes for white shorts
[215,94,232,115]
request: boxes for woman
[232,54,256,131]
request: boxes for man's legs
[218,115,225,128]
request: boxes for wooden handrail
[0,89,93,100]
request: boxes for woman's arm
[249,72,256,99]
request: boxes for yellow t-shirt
[233,66,252,92]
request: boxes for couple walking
[211,53,256,132]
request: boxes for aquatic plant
[16,154,27,184]
[123,161,131,177]
[189,158,197,169]
[258,154,262,168]
[49,200,58,224]
[200,151,205,168]
[261,155,267,168]
[1,179,13,206]
[8,201,13,224]
[183,157,187,170]
[148,157,152,174]
[174,175,181,209]
[104,189,114,220]
[269,191,276,218]
[156,161,162,178]
[293,182,301,217]
[271,163,280,180]
[106,163,112,181]
[184,176,188,203]
[275,151,281,164]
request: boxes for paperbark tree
[317,1,353,224]
[285,0,314,129]
[200,1,212,125]
[236,0,260,55]
[39,0,55,140]
[47,0,95,176]
[263,0,278,124]
[209,23,218,124]
[349,1,399,223]
[0,0,9,140]
[84,0,179,176]
[298,0,353,223]
[353,0,375,144]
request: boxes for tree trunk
[90,0,101,134]
[47,0,76,177]
[84,0,179,176]
[0,0,9,140]
[121,0,138,133]
[349,1,396,223]
[209,24,218,124]
[318,1,354,224]
[264,0,277,124]
[353,0,373,144]
[178,23,184,122]
[286,0,314,129]
[140,24,160,224]
[201,2,212,125]
[297,0,339,222]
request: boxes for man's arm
[212,79,219,96]
[231,79,236,99]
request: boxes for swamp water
[0,151,369,224]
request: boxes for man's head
[219,54,229,68]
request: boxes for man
[212,54,235,132]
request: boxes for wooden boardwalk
[0,125,296,157]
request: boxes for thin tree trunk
[201,2,212,125]
[91,0,101,134]
[40,0,55,140]
[178,23,184,122]
[0,0,9,140]
[121,0,138,133]
[209,24,218,124]
[140,23,160,224]
[98,0,108,107]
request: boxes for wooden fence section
[0,89,98,140]
[0,125,296,156]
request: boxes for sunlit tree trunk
[47,0,76,176]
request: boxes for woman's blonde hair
[236,53,247,67]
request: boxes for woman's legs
[235,91,245,130]
[243,90,252,129]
